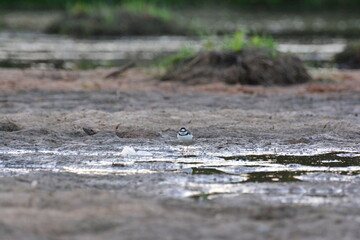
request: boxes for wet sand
[0,68,360,239]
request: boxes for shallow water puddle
[0,148,359,202]
[212,153,360,181]
[0,33,346,69]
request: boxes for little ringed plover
[177,127,193,144]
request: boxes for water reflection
[0,32,346,69]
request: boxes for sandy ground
[0,68,360,240]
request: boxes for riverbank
[0,67,360,239]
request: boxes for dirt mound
[334,41,360,69]
[161,49,312,85]
[46,10,189,37]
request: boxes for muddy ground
[0,68,360,240]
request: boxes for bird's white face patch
[180,128,187,132]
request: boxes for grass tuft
[122,1,172,21]
[161,46,196,68]
[162,31,278,68]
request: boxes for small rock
[83,127,97,136]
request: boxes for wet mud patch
[1,146,360,239]
[162,49,312,85]
[0,145,359,203]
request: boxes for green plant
[161,31,279,70]
[201,31,277,52]
[161,45,195,68]
[122,1,172,21]
[250,34,276,49]
[67,2,96,15]
[223,30,247,52]
[66,2,117,23]
[250,34,277,58]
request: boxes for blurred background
[0,0,359,70]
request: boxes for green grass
[66,2,116,17]
[122,1,172,21]
[208,31,277,52]
[161,31,278,68]
[201,31,277,52]
[67,2,118,24]
[250,34,276,49]
[66,1,172,21]
[222,31,247,52]
[161,45,196,68]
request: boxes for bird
[177,127,193,144]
